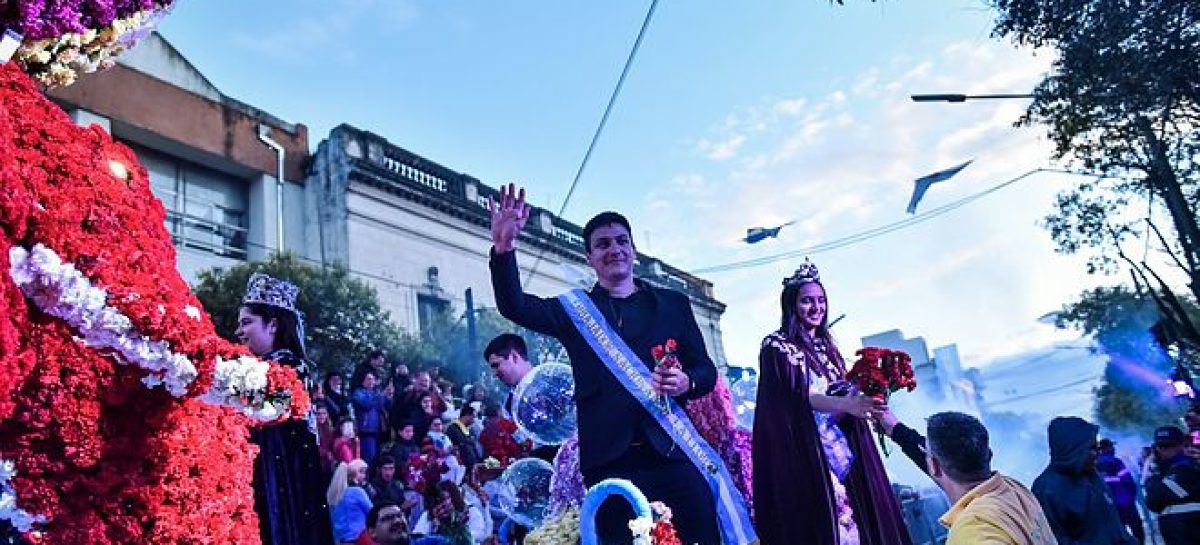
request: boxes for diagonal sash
[558,289,758,545]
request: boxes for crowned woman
[752,260,911,545]
[237,273,334,545]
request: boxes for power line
[692,168,1099,275]
[523,0,661,284]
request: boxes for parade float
[0,2,309,543]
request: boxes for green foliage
[193,253,407,377]
[989,0,1200,276]
[1056,285,1190,433]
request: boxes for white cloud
[631,40,1092,370]
[698,134,748,160]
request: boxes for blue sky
[157,0,1115,373]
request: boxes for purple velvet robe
[752,333,911,545]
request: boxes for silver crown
[242,273,300,312]
[783,258,820,286]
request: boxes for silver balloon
[729,374,758,431]
[496,457,555,528]
[511,362,577,446]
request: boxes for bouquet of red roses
[847,347,916,454]
[651,339,681,411]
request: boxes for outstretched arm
[487,184,564,336]
[879,408,930,474]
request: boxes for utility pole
[465,288,478,357]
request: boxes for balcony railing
[165,210,247,259]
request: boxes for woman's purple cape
[752,335,912,545]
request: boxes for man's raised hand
[488,183,531,254]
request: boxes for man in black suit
[488,184,719,545]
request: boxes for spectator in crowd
[328,460,373,545]
[925,412,1055,545]
[392,363,413,392]
[482,334,557,462]
[384,383,396,404]
[1033,416,1136,545]
[322,373,353,421]
[332,418,361,465]
[412,392,440,444]
[1185,404,1200,459]
[466,382,489,406]
[367,502,448,545]
[880,410,1054,544]
[1097,438,1144,544]
[316,404,339,474]
[483,334,532,412]
[388,421,421,466]
[353,371,390,465]
[369,455,409,507]
[395,371,445,434]
[352,351,389,395]
[413,481,483,545]
[425,418,454,455]
[478,405,525,466]
[461,466,494,541]
[447,406,480,471]
[1144,425,1200,545]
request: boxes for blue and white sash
[558,289,758,545]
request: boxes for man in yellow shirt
[924,412,1058,545]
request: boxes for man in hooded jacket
[1032,416,1136,545]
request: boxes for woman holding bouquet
[237,273,334,545]
[752,260,910,545]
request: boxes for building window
[417,293,450,333]
[131,143,248,259]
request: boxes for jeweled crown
[242,273,299,312]
[783,258,821,287]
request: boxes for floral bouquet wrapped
[650,338,680,411]
[847,347,916,454]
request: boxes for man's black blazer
[489,249,717,472]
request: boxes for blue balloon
[496,458,555,528]
[511,363,577,445]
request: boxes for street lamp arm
[911,93,1034,103]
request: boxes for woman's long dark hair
[779,280,846,380]
[241,302,307,360]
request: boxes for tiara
[783,258,820,287]
[242,273,300,313]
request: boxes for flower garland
[1,1,168,39]
[12,5,172,87]
[0,1,177,87]
[0,60,305,543]
[9,243,304,421]
[547,435,585,516]
[8,243,198,396]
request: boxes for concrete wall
[344,181,579,332]
[47,35,308,182]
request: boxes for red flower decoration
[651,339,680,370]
[0,63,308,544]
